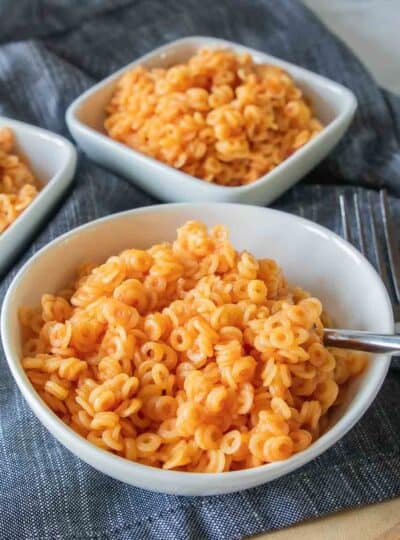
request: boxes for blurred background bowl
[0,116,76,276]
[66,36,356,205]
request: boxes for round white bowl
[1,204,393,496]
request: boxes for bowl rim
[0,115,77,245]
[1,203,392,490]
[66,35,357,194]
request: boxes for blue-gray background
[0,1,399,538]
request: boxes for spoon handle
[324,329,400,354]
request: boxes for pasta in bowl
[1,204,392,495]
[67,36,357,204]
[105,47,323,187]
[0,126,40,234]
[0,116,77,276]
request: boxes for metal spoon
[324,329,400,354]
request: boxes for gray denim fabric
[0,1,399,539]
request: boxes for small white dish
[0,116,77,275]
[66,36,356,205]
[1,203,392,496]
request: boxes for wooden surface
[253,497,400,540]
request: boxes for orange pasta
[105,48,322,186]
[0,127,39,233]
[21,221,366,472]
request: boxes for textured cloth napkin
[1,1,400,539]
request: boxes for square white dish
[0,116,77,276]
[66,36,357,205]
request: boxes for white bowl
[66,36,357,205]
[0,116,77,275]
[1,204,392,496]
